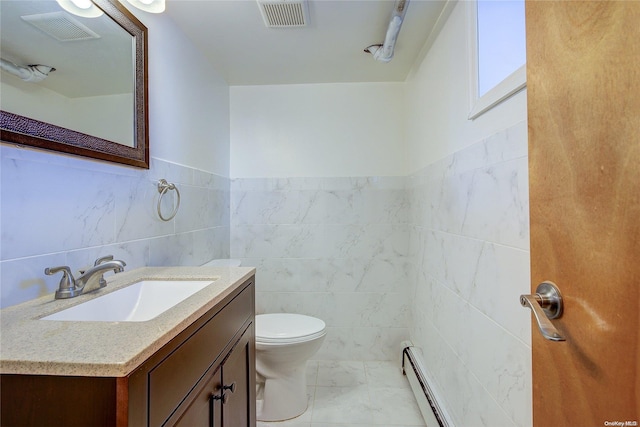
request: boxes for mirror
[0,0,149,168]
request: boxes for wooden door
[526,1,639,425]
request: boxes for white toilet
[255,313,326,421]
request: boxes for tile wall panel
[407,120,532,427]
[0,145,230,308]
[231,176,410,361]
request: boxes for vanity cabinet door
[174,366,223,427]
[221,322,255,426]
[172,321,255,427]
[148,284,254,427]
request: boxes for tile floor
[257,360,426,427]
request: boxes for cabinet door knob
[211,392,229,404]
[222,382,236,394]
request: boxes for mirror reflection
[1,0,135,147]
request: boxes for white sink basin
[41,279,217,322]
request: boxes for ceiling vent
[21,12,101,42]
[257,0,309,28]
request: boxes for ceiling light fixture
[364,0,410,63]
[55,0,104,18]
[119,0,165,14]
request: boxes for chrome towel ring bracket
[157,179,181,221]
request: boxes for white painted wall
[405,1,526,173]
[1,10,230,175]
[146,13,230,176]
[228,4,526,180]
[230,83,405,178]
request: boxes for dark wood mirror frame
[0,0,149,169]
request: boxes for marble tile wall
[2,121,532,426]
[231,177,410,361]
[0,145,230,308]
[407,120,532,426]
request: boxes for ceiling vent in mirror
[257,0,308,28]
[21,12,101,42]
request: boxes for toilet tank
[201,259,242,267]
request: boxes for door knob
[520,281,566,341]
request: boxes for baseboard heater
[402,343,450,427]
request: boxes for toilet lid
[256,313,326,343]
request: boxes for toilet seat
[256,313,326,344]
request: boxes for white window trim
[467,0,526,120]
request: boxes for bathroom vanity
[0,267,256,427]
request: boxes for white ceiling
[164,0,449,86]
[0,0,449,96]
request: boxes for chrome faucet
[45,255,126,299]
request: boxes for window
[468,0,526,119]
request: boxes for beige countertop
[0,266,255,377]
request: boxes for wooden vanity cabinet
[0,277,256,427]
[172,322,253,427]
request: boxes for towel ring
[157,179,180,221]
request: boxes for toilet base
[256,365,307,421]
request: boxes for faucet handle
[45,266,81,299]
[94,255,114,266]
[45,266,74,284]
